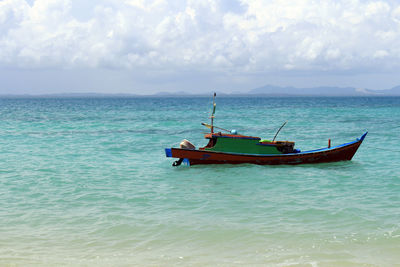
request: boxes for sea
[0,96,399,266]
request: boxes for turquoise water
[0,96,399,266]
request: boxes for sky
[1,0,400,95]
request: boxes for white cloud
[374,49,389,59]
[1,0,400,75]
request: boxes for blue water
[0,96,399,266]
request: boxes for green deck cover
[204,137,281,154]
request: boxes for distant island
[153,85,400,96]
[245,85,400,96]
[1,85,400,97]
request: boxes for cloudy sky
[1,0,400,94]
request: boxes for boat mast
[210,92,216,133]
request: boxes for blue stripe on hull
[165,148,172,157]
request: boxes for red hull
[166,133,367,166]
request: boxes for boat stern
[165,148,191,166]
[165,148,172,157]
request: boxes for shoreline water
[0,96,399,266]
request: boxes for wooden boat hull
[165,132,367,166]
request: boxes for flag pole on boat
[210,92,216,133]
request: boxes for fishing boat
[165,93,367,166]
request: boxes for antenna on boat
[210,92,216,133]
[272,121,287,142]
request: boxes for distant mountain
[248,85,392,96]
[381,85,400,96]
[2,85,400,97]
[153,85,400,97]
